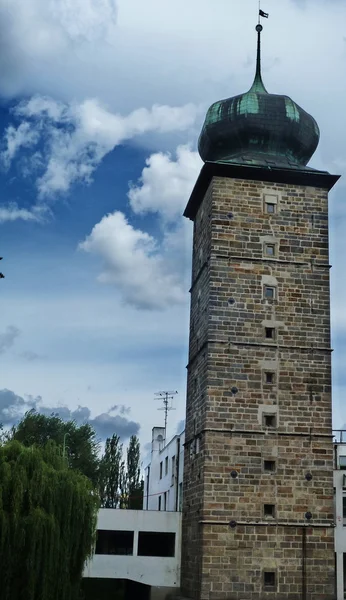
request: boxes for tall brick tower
[181,21,339,600]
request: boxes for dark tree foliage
[125,435,144,509]
[98,434,124,508]
[99,434,144,509]
[0,440,99,600]
[11,410,100,486]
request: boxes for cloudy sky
[1,0,346,457]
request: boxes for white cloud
[0,0,118,97]
[0,203,47,223]
[1,122,39,168]
[14,96,67,122]
[128,145,202,222]
[79,211,187,310]
[3,96,199,198]
[79,145,197,310]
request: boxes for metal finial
[249,19,267,94]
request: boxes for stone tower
[181,22,339,600]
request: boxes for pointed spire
[249,24,268,94]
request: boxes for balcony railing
[333,431,346,444]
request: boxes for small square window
[265,203,276,214]
[263,414,277,428]
[264,460,276,472]
[265,244,275,256]
[264,286,276,300]
[264,572,276,587]
[264,504,275,518]
[264,372,275,385]
[265,327,275,340]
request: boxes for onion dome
[198,24,320,169]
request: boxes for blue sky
[1,0,346,458]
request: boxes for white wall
[84,509,182,589]
[144,428,185,512]
[334,443,346,600]
[334,445,346,551]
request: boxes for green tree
[98,434,124,508]
[11,409,100,486]
[0,439,98,600]
[98,434,144,509]
[125,435,144,509]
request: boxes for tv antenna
[155,390,177,443]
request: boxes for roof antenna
[155,391,177,445]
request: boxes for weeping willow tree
[0,439,99,600]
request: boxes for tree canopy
[11,409,100,486]
[98,434,144,509]
[0,439,98,600]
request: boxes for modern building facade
[180,21,339,600]
[143,426,185,512]
[84,508,182,600]
[334,432,346,600]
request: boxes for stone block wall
[181,176,335,600]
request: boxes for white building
[84,508,181,600]
[334,431,346,600]
[143,427,185,512]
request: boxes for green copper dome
[198,25,320,168]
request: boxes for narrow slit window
[264,460,276,472]
[263,572,276,587]
[264,194,278,215]
[264,286,276,300]
[159,461,163,479]
[263,414,277,428]
[265,327,275,340]
[264,504,275,518]
[265,203,276,214]
[265,372,275,384]
[265,244,275,257]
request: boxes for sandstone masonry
[181,171,336,600]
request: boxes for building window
[264,244,276,257]
[159,461,163,479]
[265,327,275,340]
[264,504,276,518]
[263,572,276,588]
[264,372,275,385]
[164,491,167,511]
[340,456,346,470]
[264,285,276,300]
[265,203,276,214]
[342,497,346,525]
[171,456,176,485]
[264,193,278,215]
[138,532,175,557]
[263,414,277,428]
[95,530,134,555]
[158,496,161,511]
[165,456,168,475]
[264,460,276,472]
